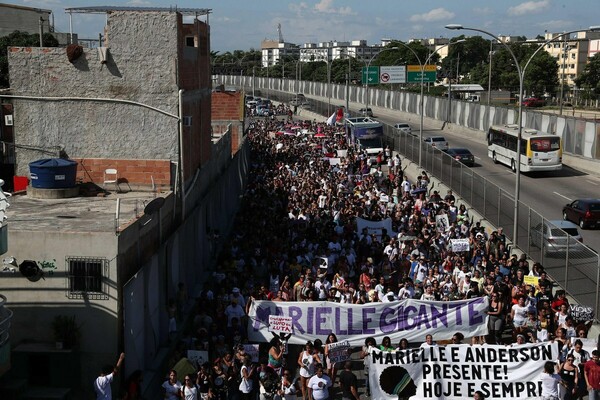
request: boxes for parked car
[563,198,600,229]
[394,123,413,136]
[521,97,546,107]
[424,136,449,150]
[359,107,373,117]
[443,148,475,167]
[530,220,583,256]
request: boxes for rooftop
[7,189,170,233]
[64,6,211,16]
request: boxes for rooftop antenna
[278,23,284,43]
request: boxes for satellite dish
[144,197,165,216]
[19,260,43,282]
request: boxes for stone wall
[8,11,191,181]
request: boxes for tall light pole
[394,40,464,167]
[445,24,600,247]
[364,47,399,115]
[487,40,494,107]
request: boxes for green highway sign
[406,65,437,83]
[362,66,380,85]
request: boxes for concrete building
[261,40,299,67]
[542,31,600,88]
[0,2,74,45]
[0,7,252,398]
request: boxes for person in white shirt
[420,334,438,349]
[161,369,183,400]
[94,353,125,400]
[307,365,332,400]
[540,361,563,400]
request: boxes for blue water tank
[29,158,78,189]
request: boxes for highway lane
[371,106,600,255]
[289,92,600,252]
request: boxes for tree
[0,30,59,88]
[575,53,600,99]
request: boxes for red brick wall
[73,158,171,188]
[211,91,244,120]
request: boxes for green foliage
[575,53,600,98]
[0,30,59,88]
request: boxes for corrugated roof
[64,6,211,16]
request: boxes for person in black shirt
[338,361,359,400]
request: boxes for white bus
[487,124,562,172]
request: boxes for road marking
[474,156,481,160]
[553,192,572,201]
[585,179,598,186]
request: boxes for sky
[12,0,600,52]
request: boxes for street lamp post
[445,24,600,247]
[394,40,464,167]
[364,47,399,116]
[487,40,494,107]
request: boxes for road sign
[406,64,437,83]
[380,66,406,84]
[362,66,380,85]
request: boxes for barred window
[67,257,109,300]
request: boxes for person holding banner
[268,336,284,376]
[541,361,563,400]
[323,333,340,381]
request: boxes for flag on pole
[326,112,336,126]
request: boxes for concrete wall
[7,11,214,186]
[0,229,118,389]
[0,5,51,38]
[218,75,600,162]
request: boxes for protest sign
[368,342,559,399]
[248,298,489,346]
[187,350,209,368]
[450,239,470,253]
[328,340,351,364]
[269,315,293,334]
[243,344,259,362]
[524,275,539,287]
[436,214,449,232]
[356,217,394,239]
[570,304,594,323]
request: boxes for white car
[394,123,413,136]
[424,136,449,150]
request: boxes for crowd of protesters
[141,105,597,400]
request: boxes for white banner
[248,298,489,346]
[187,350,209,367]
[450,239,470,252]
[369,342,559,400]
[356,217,394,239]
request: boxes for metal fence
[233,82,600,316]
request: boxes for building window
[66,257,109,300]
[183,116,193,126]
[186,36,196,47]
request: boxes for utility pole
[39,17,44,47]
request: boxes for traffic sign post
[407,65,437,83]
[362,66,380,85]
[379,66,406,84]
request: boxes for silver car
[424,136,449,150]
[530,220,583,256]
[394,123,413,136]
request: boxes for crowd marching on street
[97,103,599,400]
